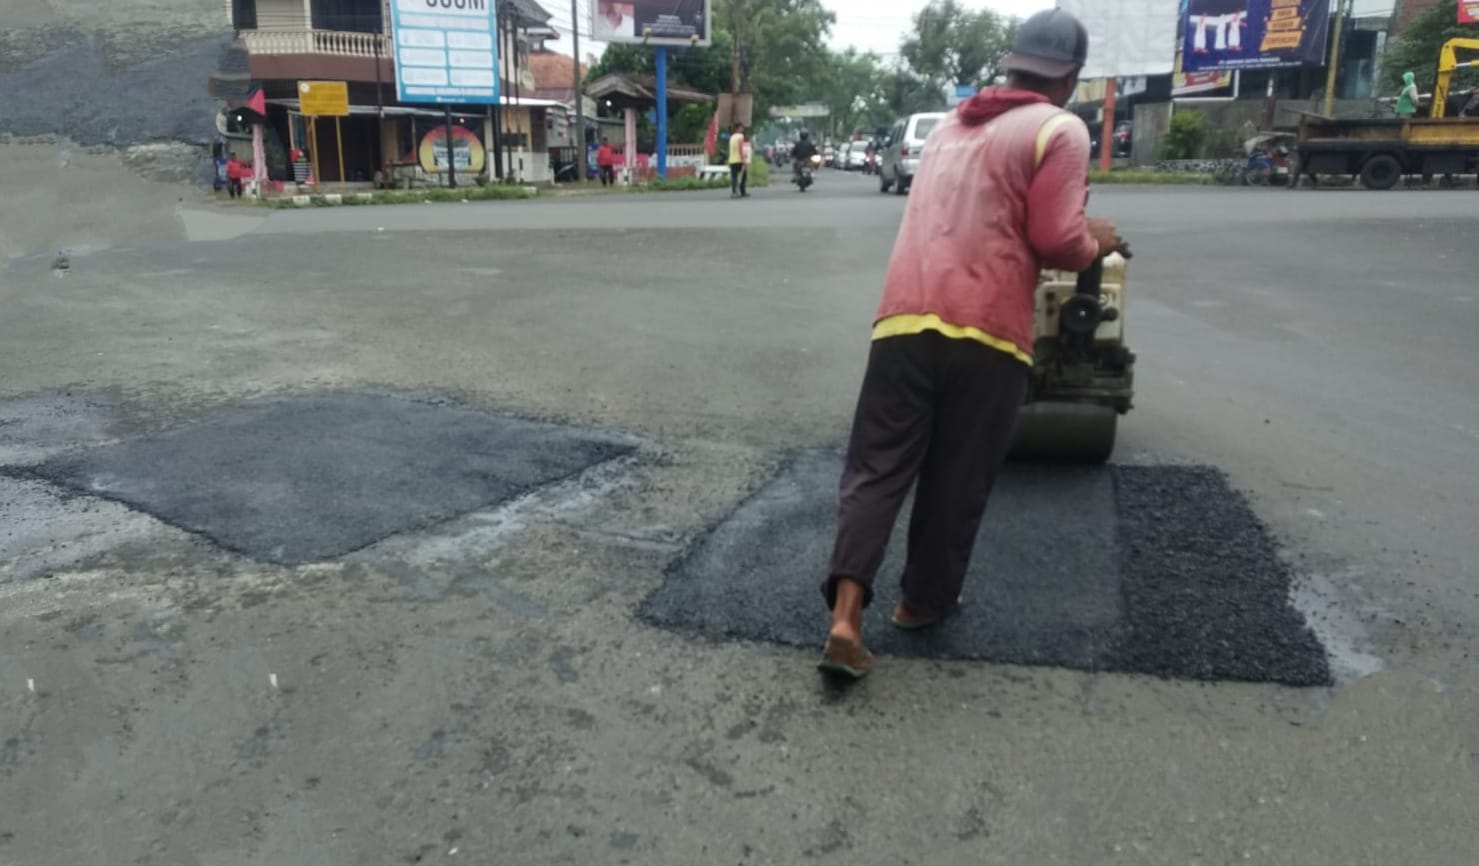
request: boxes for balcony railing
[242,29,390,58]
[241,28,535,90]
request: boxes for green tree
[901,0,1018,91]
[725,0,837,120]
[881,65,946,119]
[820,48,888,137]
[1381,0,1479,100]
[585,0,837,137]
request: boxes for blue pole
[655,46,668,180]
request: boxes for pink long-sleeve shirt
[873,88,1099,364]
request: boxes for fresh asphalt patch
[16,394,636,565]
[641,451,1332,686]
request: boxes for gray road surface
[2,170,1477,865]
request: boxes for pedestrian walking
[728,124,749,198]
[597,137,618,187]
[225,155,246,199]
[817,8,1125,679]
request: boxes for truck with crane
[1294,38,1479,190]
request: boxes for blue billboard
[1180,0,1330,73]
[389,0,501,105]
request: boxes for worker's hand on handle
[1088,218,1131,260]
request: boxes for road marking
[27,678,36,694]
[269,673,279,689]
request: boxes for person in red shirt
[817,9,1125,679]
[225,155,245,199]
[596,137,617,187]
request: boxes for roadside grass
[1089,169,1214,185]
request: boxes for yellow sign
[298,80,349,117]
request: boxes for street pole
[571,0,586,182]
[445,104,457,188]
[656,46,669,180]
[1099,77,1116,172]
[1322,0,1349,118]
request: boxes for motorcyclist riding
[792,131,819,181]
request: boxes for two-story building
[221,0,565,187]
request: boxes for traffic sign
[298,81,350,117]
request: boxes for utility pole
[492,0,505,180]
[730,0,743,94]
[1322,0,1351,117]
[571,0,585,182]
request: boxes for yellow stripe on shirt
[872,314,1033,366]
[1034,113,1078,167]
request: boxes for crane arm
[1432,38,1479,119]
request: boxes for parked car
[878,112,945,195]
[846,140,870,171]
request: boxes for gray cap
[1003,9,1089,80]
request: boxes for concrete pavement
[2,169,1477,864]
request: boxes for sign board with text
[768,104,829,118]
[1180,0,1330,73]
[591,0,713,47]
[390,0,501,105]
[298,80,349,116]
[1462,1,1478,24]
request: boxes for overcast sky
[824,0,1055,57]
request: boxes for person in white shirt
[594,1,634,40]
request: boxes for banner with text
[592,0,713,47]
[1180,0,1330,73]
[390,0,500,105]
[1462,0,1478,25]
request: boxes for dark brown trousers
[824,331,1029,617]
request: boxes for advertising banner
[1462,1,1478,24]
[592,0,713,47]
[390,0,500,105]
[418,124,486,173]
[1181,0,1330,72]
[1173,42,1234,95]
[1057,0,1180,79]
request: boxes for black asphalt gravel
[641,451,1331,686]
[19,394,636,565]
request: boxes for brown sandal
[817,634,874,679]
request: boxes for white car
[879,112,946,195]
[846,141,870,171]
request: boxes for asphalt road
[2,169,1477,865]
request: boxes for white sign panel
[1057,0,1179,79]
[390,0,500,104]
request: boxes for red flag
[246,86,266,117]
[704,112,719,158]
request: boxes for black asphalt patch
[21,394,635,565]
[641,452,1331,686]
